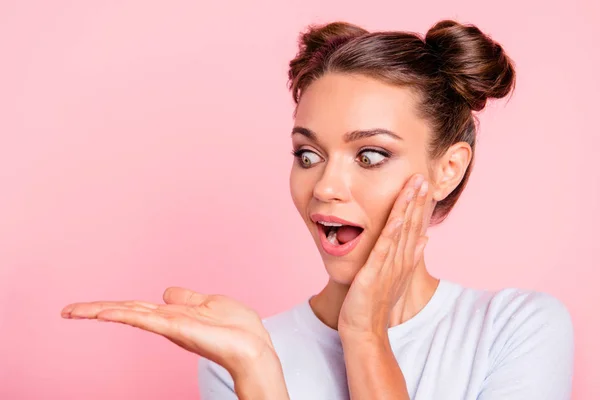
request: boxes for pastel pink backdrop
[1,1,598,399]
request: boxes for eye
[293,149,323,168]
[357,149,389,167]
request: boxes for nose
[312,157,351,203]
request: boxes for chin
[308,223,374,285]
[319,253,367,286]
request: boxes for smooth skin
[291,73,470,331]
[61,175,429,399]
[61,72,472,398]
[339,173,431,399]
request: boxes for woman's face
[289,73,437,285]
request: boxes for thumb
[163,287,208,305]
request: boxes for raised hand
[61,288,283,385]
[338,173,430,340]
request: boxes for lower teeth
[327,228,339,245]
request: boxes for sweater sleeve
[478,291,575,400]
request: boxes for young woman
[61,19,574,399]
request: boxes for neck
[309,258,439,331]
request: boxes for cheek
[353,171,410,229]
[289,166,312,213]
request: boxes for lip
[310,213,364,257]
[310,213,363,228]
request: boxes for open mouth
[311,214,365,257]
[319,222,364,246]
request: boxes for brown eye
[294,150,322,168]
[302,154,311,167]
[357,150,387,167]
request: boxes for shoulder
[441,281,574,361]
[491,288,574,357]
[446,283,574,398]
[480,287,572,336]
[458,286,574,398]
[450,282,572,331]
[453,284,574,368]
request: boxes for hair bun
[288,22,368,101]
[425,20,516,111]
[297,22,368,57]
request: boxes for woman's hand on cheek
[61,288,280,382]
[338,173,429,343]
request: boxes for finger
[414,236,429,265]
[385,174,424,226]
[380,194,413,274]
[163,287,208,306]
[96,309,179,336]
[100,309,203,348]
[364,174,424,268]
[61,300,158,315]
[156,304,208,322]
[393,182,419,272]
[98,309,207,356]
[62,301,157,319]
[399,180,429,269]
[398,236,428,304]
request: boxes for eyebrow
[291,126,403,142]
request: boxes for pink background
[1,1,598,399]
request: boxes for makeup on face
[289,73,431,276]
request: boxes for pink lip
[310,213,364,257]
[310,213,363,228]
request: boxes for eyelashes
[291,147,392,169]
[357,148,391,168]
[292,149,322,168]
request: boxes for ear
[431,142,472,202]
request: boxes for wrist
[231,348,289,400]
[229,341,277,379]
[339,328,390,349]
[340,330,395,363]
[230,346,288,400]
[341,331,408,400]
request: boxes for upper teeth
[318,221,343,227]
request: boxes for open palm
[61,287,274,376]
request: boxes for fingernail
[419,181,429,196]
[62,305,74,313]
[406,189,415,202]
[414,174,424,188]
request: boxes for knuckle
[188,292,203,304]
[201,296,218,309]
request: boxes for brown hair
[288,20,516,225]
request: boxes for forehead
[294,73,429,139]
